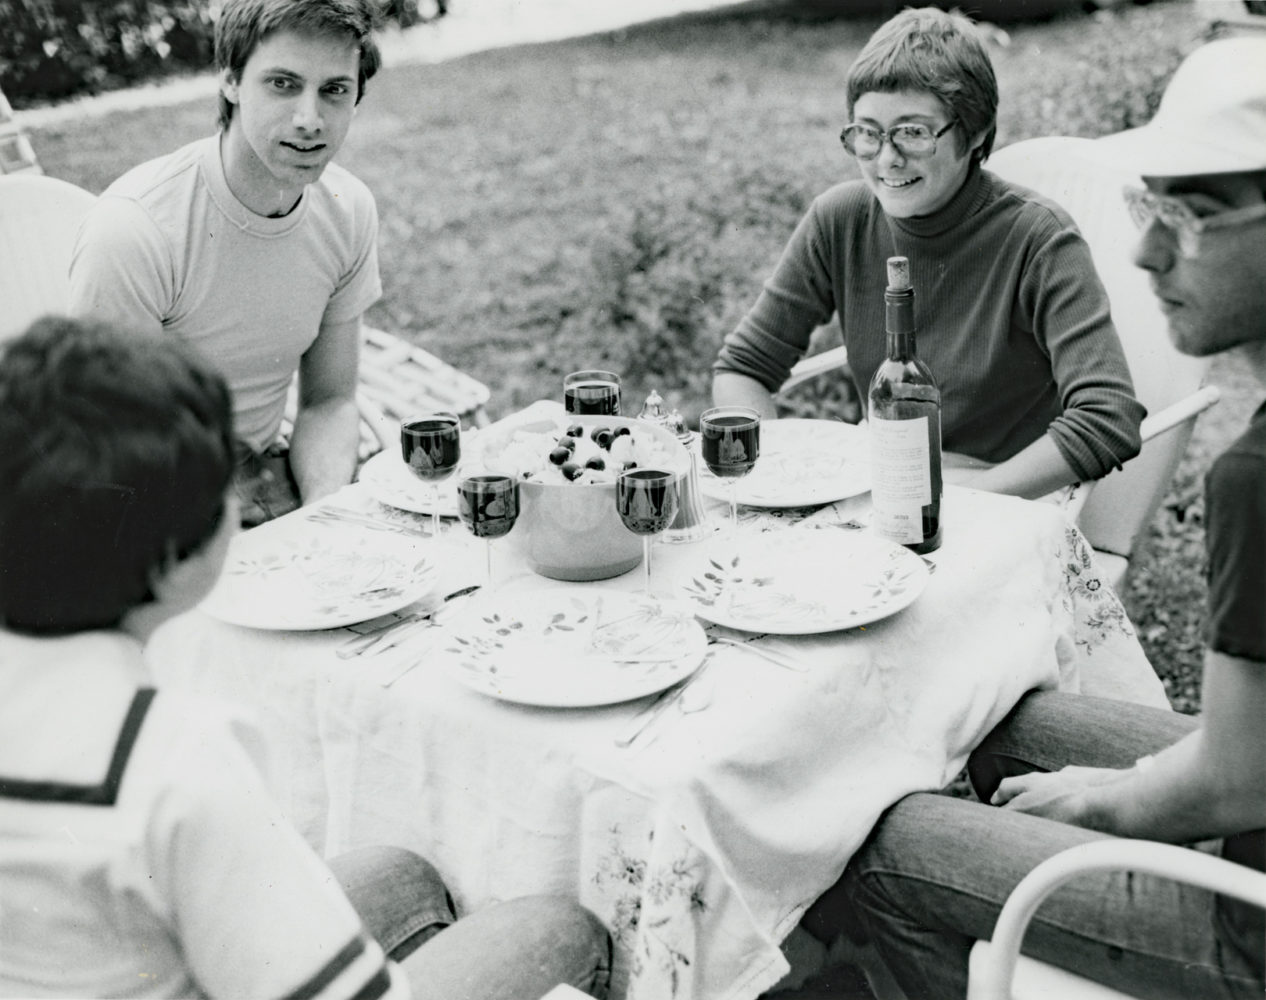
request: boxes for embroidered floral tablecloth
[149,461,1167,1000]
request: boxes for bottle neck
[885,287,916,360]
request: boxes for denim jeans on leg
[826,692,1263,1000]
[330,845,456,960]
[332,845,611,999]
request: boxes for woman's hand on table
[991,765,1128,829]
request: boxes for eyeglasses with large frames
[1123,185,1266,259]
[839,120,957,160]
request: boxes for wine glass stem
[430,488,442,540]
[485,539,495,590]
[642,535,652,596]
[729,481,738,530]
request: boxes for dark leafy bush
[1,1,216,105]
[0,0,433,108]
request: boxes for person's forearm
[712,372,779,420]
[288,397,361,504]
[950,433,1078,499]
[1079,730,1263,843]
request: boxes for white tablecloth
[147,415,1167,1000]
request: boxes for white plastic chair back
[988,137,1215,566]
[0,174,97,342]
[967,838,1266,1000]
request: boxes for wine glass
[401,411,461,541]
[616,468,679,596]
[563,369,622,416]
[456,475,520,589]
[699,405,761,532]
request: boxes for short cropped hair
[0,316,235,635]
[215,0,383,130]
[846,7,999,162]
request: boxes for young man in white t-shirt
[0,316,611,999]
[70,0,386,526]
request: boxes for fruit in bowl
[477,415,689,581]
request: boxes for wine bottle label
[870,415,932,545]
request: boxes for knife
[613,654,714,749]
[337,584,481,658]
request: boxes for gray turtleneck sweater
[714,163,1144,481]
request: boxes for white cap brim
[1092,122,1266,178]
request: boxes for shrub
[0,0,430,108]
[0,1,215,105]
[543,169,818,421]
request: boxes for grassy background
[28,0,1257,712]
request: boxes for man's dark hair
[0,316,235,634]
[215,0,383,130]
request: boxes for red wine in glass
[616,468,679,594]
[457,475,519,588]
[699,406,761,530]
[401,412,461,539]
[563,370,621,416]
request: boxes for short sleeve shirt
[68,136,382,453]
[1204,401,1266,662]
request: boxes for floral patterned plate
[436,589,707,707]
[199,525,437,630]
[698,418,871,508]
[679,529,928,634]
[358,448,462,517]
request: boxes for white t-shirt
[69,135,382,454]
[0,629,409,1000]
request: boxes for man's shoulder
[1209,401,1266,491]
[310,160,377,217]
[102,136,214,207]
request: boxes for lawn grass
[27,0,1256,712]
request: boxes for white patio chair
[967,838,1266,1000]
[0,172,491,462]
[0,174,96,344]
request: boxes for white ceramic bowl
[478,414,690,581]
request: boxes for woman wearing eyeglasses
[712,7,1144,500]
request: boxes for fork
[307,507,426,536]
[706,635,806,672]
[614,654,715,749]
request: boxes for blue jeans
[234,442,301,528]
[331,846,611,999]
[811,692,1264,1000]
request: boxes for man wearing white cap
[793,37,1266,1000]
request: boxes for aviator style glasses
[1123,185,1266,259]
[840,120,957,160]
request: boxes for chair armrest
[781,345,851,393]
[967,839,1266,1000]
[1138,384,1221,442]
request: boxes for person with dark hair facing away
[69,0,387,527]
[800,36,1266,1000]
[713,6,1144,500]
[0,316,612,999]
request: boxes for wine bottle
[867,256,942,553]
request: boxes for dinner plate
[678,529,928,634]
[698,418,871,508]
[435,588,707,707]
[358,448,461,517]
[199,525,437,630]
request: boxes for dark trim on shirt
[280,935,388,1000]
[0,687,156,805]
